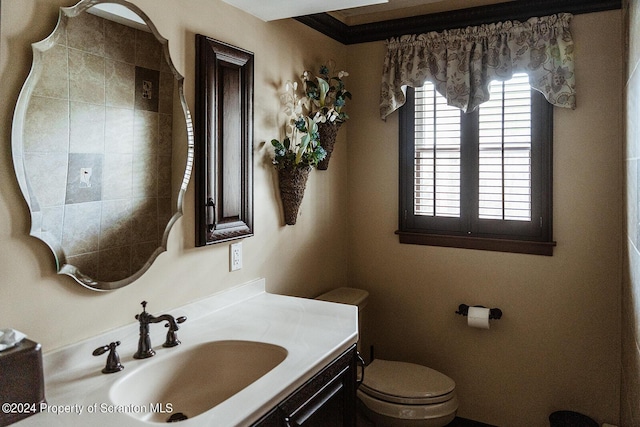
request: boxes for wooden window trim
[396,231,556,256]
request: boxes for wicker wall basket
[278,166,311,225]
[317,121,342,170]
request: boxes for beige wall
[0,0,349,349]
[346,10,623,426]
[623,0,640,425]
[0,1,626,426]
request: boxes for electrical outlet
[230,242,242,271]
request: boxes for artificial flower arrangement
[270,62,351,170]
[270,63,351,224]
[271,81,326,171]
[270,81,326,225]
[301,63,351,125]
[301,62,351,169]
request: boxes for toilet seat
[360,359,456,405]
[357,359,458,423]
[357,388,459,421]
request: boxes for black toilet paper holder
[455,304,502,320]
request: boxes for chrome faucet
[133,301,187,359]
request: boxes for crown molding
[295,0,622,45]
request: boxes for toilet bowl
[357,358,458,427]
[316,288,458,427]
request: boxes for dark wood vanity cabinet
[252,345,357,427]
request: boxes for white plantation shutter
[414,84,461,217]
[413,73,533,222]
[478,73,532,221]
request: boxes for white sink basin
[109,340,288,423]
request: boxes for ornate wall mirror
[11,0,194,291]
[194,35,253,246]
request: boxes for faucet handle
[164,316,187,329]
[163,316,187,348]
[135,301,149,321]
[92,341,124,374]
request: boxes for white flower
[313,111,326,123]
[285,123,294,138]
[338,71,349,79]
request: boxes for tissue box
[0,339,45,426]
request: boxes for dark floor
[357,410,496,427]
[446,417,497,427]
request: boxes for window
[398,73,555,255]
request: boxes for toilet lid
[361,359,456,405]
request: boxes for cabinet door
[283,373,347,427]
[252,408,280,427]
[195,35,254,245]
[280,346,356,427]
[251,346,357,427]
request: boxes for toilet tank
[316,287,369,311]
[316,288,369,355]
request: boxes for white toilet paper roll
[467,306,490,329]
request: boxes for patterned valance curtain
[379,13,575,119]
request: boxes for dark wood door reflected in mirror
[195,35,254,246]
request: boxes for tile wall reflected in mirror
[21,8,175,284]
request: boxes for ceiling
[220,0,511,23]
[328,0,512,25]
[219,0,389,22]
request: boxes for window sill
[396,231,556,256]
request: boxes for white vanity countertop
[14,279,358,427]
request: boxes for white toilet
[316,288,458,427]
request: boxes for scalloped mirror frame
[11,0,194,291]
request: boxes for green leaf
[296,134,311,164]
[308,118,318,135]
[316,77,330,106]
